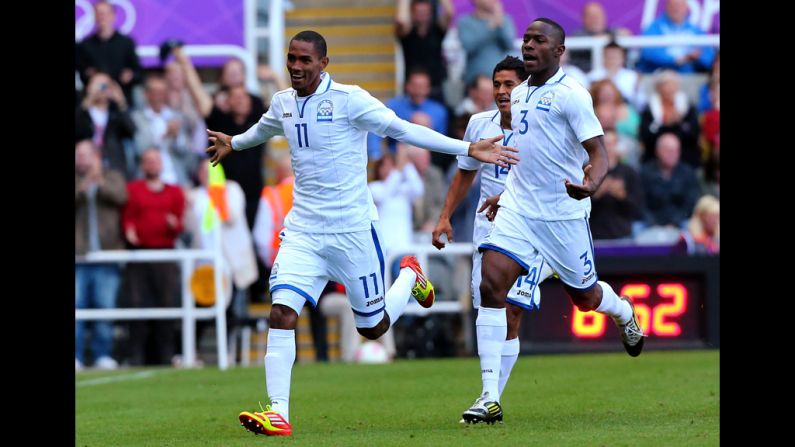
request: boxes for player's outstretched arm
[564,136,608,200]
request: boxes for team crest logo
[317,100,333,122]
[270,262,279,280]
[536,91,554,112]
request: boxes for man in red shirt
[122,148,186,365]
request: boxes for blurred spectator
[164,60,208,156]
[698,51,719,114]
[561,48,589,89]
[213,58,267,115]
[594,102,642,169]
[76,0,142,105]
[637,0,716,73]
[587,42,639,106]
[369,146,424,256]
[395,0,454,103]
[676,194,719,254]
[406,113,448,234]
[253,154,295,270]
[75,72,136,179]
[570,2,631,72]
[591,79,640,140]
[589,129,644,240]
[700,78,719,189]
[640,133,701,228]
[185,162,259,361]
[457,0,516,86]
[132,74,199,187]
[186,161,258,305]
[256,63,289,108]
[177,47,266,228]
[367,68,448,159]
[639,70,700,168]
[454,75,496,117]
[75,140,127,371]
[122,149,186,365]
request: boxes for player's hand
[478,193,501,221]
[432,217,454,250]
[468,135,519,169]
[206,129,234,166]
[564,164,598,200]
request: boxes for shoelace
[623,320,645,343]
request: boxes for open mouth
[523,54,538,63]
[497,97,511,106]
[290,72,305,82]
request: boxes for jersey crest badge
[317,100,333,122]
[536,91,554,112]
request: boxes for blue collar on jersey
[294,72,332,118]
[491,111,514,146]
[525,68,567,103]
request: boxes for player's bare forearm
[582,136,609,190]
[440,169,478,220]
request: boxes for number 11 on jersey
[295,123,309,147]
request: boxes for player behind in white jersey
[464,18,646,424]
[431,56,554,423]
[204,30,519,436]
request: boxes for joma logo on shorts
[582,272,595,284]
[366,297,384,306]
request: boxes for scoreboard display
[518,256,719,353]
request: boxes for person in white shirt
[462,18,646,425]
[204,30,518,436]
[586,41,640,107]
[432,56,555,416]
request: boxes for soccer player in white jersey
[463,19,646,424]
[204,31,519,436]
[431,56,554,423]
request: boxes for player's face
[286,40,329,93]
[521,22,564,74]
[493,70,521,114]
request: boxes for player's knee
[269,304,299,329]
[480,273,507,307]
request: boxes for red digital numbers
[571,283,688,338]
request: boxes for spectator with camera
[75,72,136,179]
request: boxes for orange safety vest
[260,176,295,264]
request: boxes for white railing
[516,34,720,72]
[384,242,475,315]
[75,240,229,370]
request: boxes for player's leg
[533,217,645,357]
[239,230,328,436]
[324,224,419,340]
[499,257,554,396]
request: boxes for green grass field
[76,350,719,446]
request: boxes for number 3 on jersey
[295,123,309,147]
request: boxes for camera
[159,39,184,64]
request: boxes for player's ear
[320,56,329,70]
[555,44,565,58]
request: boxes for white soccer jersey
[456,110,513,244]
[501,68,604,221]
[231,73,470,233]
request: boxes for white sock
[384,268,416,326]
[265,328,295,421]
[595,281,633,325]
[476,306,507,400]
[498,337,520,396]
